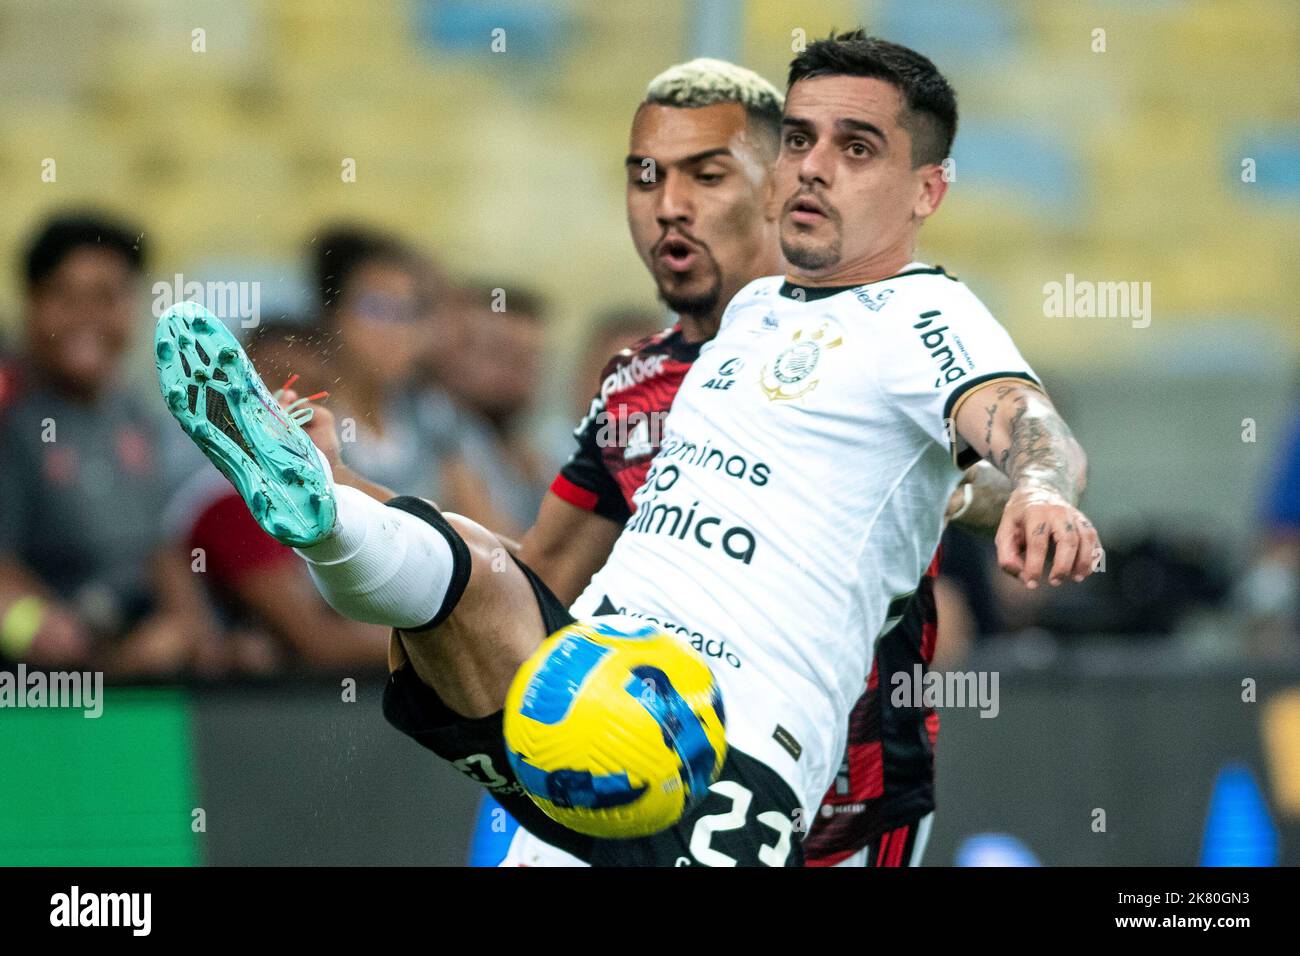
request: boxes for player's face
[626,102,776,319]
[26,247,136,398]
[775,75,946,280]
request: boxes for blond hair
[643,58,783,151]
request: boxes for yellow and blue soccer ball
[503,614,727,839]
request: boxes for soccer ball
[503,614,727,839]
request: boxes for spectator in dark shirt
[0,212,215,673]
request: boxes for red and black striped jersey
[549,322,939,865]
[550,326,701,522]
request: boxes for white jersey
[571,263,1039,816]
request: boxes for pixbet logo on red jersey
[599,352,668,401]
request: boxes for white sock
[296,484,458,630]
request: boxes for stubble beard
[780,230,842,273]
[658,256,724,320]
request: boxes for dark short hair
[23,212,145,288]
[787,30,957,166]
[311,224,414,318]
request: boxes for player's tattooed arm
[953,382,1101,587]
[995,386,1085,503]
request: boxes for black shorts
[381,547,803,866]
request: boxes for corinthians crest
[759,318,844,401]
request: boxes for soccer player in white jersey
[157,31,1099,866]
[295,57,1006,868]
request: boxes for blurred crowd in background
[0,0,1296,681]
[0,210,668,677]
[0,208,1296,680]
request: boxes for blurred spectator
[413,253,467,388]
[308,225,464,502]
[1053,530,1226,636]
[1235,398,1300,656]
[0,211,214,674]
[442,283,552,536]
[981,526,1230,641]
[161,322,388,674]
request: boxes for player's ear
[913,162,948,221]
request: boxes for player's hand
[278,387,342,469]
[995,485,1102,588]
[943,475,971,523]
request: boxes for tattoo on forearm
[999,390,1084,503]
[981,387,1017,454]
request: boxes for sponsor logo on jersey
[854,286,895,312]
[626,491,757,564]
[597,598,743,669]
[642,442,764,486]
[912,310,972,387]
[653,440,771,486]
[628,463,758,563]
[701,356,743,391]
[600,352,668,401]
[759,318,844,402]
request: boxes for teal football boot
[154,302,337,547]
